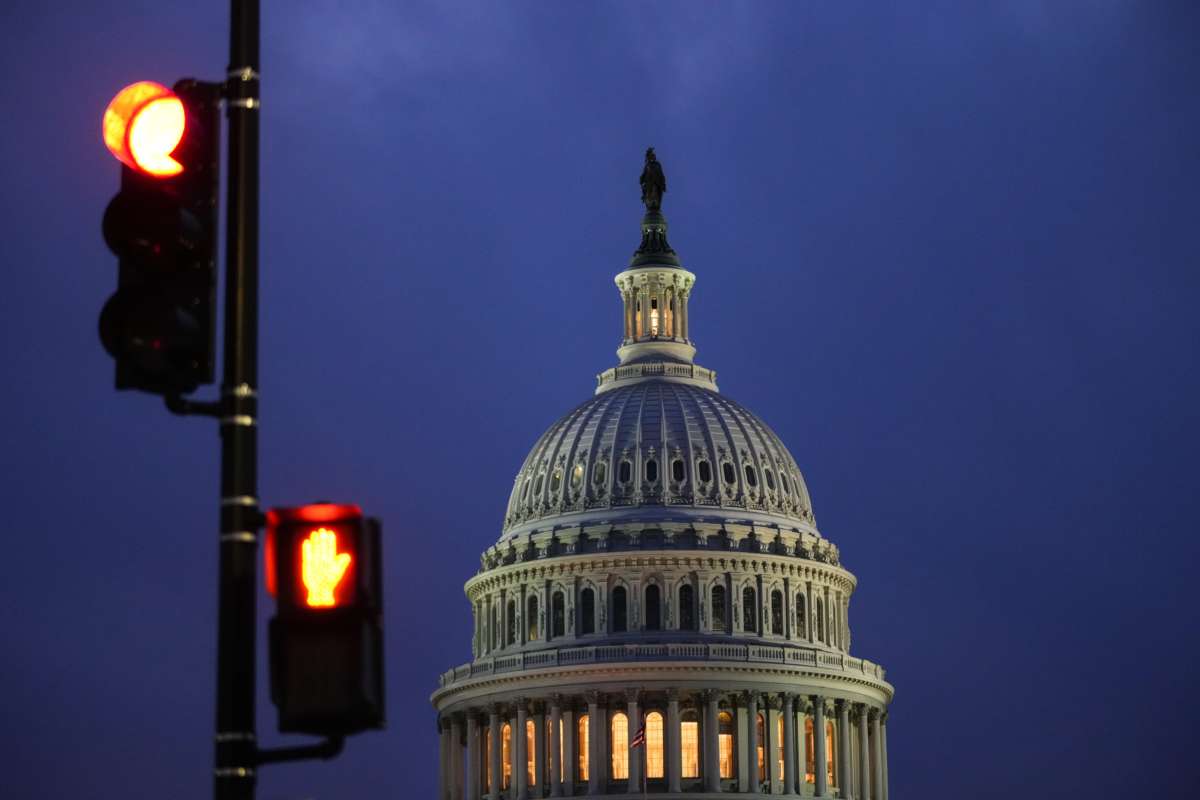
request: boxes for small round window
[744,465,757,487]
[571,463,584,489]
[645,459,658,483]
[722,462,736,485]
[697,460,712,483]
[671,458,685,482]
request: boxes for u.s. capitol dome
[432,152,893,799]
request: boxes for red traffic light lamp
[265,504,385,737]
[102,81,188,177]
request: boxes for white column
[703,691,721,792]
[451,715,465,800]
[440,717,451,800]
[667,691,682,793]
[796,700,809,792]
[837,701,851,798]
[744,692,759,793]
[782,694,796,795]
[561,707,576,796]
[813,697,827,798]
[587,693,602,795]
[516,702,529,800]
[765,698,780,795]
[466,714,481,800]
[870,710,882,800]
[857,705,870,800]
[533,704,546,799]
[488,708,501,800]
[881,712,889,800]
[549,698,562,797]
[626,690,641,793]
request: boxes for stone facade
[432,175,893,798]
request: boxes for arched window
[552,591,565,638]
[593,461,607,486]
[577,714,589,782]
[646,711,664,779]
[521,478,530,501]
[580,587,595,635]
[770,590,784,635]
[756,712,766,782]
[718,710,735,779]
[722,462,736,485]
[776,714,784,781]
[742,586,757,633]
[527,595,539,641]
[618,460,632,484]
[534,473,544,496]
[697,459,712,483]
[506,599,516,646]
[527,719,537,788]
[501,722,512,789]
[611,712,629,780]
[816,597,825,643]
[764,469,776,491]
[550,468,562,494]
[679,584,696,630]
[680,709,700,778]
[645,584,661,631]
[645,459,658,483]
[612,586,627,632]
[744,464,758,488]
[796,593,807,639]
[825,719,836,788]
[492,603,500,648]
[780,473,790,495]
[805,716,815,784]
[711,585,727,630]
[672,458,685,482]
[571,463,584,489]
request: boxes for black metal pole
[215,1,260,799]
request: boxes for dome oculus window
[671,458,685,482]
[697,459,712,483]
[645,459,658,483]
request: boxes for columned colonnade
[438,690,889,799]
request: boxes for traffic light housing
[99,79,221,395]
[266,504,385,737]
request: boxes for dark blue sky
[2,1,1198,797]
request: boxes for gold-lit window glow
[718,711,735,779]
[502,723,512,789]
[527,719,536,786]
[611,712,629,780]
[756,713,766,782]
[645,712,665,778]
[826,720,837,787]
[776,715,785,781]
[102,81,185,177]
[650,302,660,336]
[300,527,352,607]
[485,728,493,789]
[578,714,589,781]
[805,717,815,783]
[680,715,700,778]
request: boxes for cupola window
[742,586,757,633]
[780,473,790,495]
[644,584,661,630]
[697,460,712,483]
[645,459,658,483]
[671,458,685,482]
[550,468,562,494]
[679,584,696,630]
[551,591,565,638]
[594,461,607,485]
[764,469,776,491]
[527,595,539,641]
[534,474,544,496]
[571,463,584,489]
[744,465,758,488]
[650,298,660,336]
[618,460,632,484]
[580,587,595,635]
[612,586,627,632]
[771,590,784,635]
[521,479,530,501]
[722,462,736,485]
[711,584,727,630]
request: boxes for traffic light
[265,504,385,736]
[99,79,221,395]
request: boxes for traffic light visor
[103,81,185,177]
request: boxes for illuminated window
[742,586,757,633]
[805,717,815,783]
[611,712,629,780]
[711,585,727,630]
[552,591,565,638]
[646,711,664,778]
[680,710,700,779]
[796,593,807,639]
[679,584,696,630]
[645,584,661,630]
[771,590,784,635]
[527,719,536,787]
[745,464,758,488]
[718,711,734,779]
[550,468,562,494]
[593,461,607,485]
[506,600,516,646]
[612,586,627,632]
[826,720,837,787]
[697,459,712,483]
[756,713,766,782]
[502,723,512,789]
[650,299,660,336]
[722,462,736,485]
[619,460,632,484]
[485,728,493,789]
[581,588,595,635]
[645,458,658,483]
[578,714,589,782]
[776,714,784,781]
[571,463,584,489]
[527,595,539,641]
[672,458,685,482]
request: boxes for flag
[631,723,646,749]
